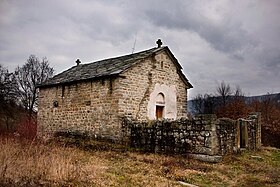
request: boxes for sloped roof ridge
[86,47,159,65]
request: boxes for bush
[16,117,37,139]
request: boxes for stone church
[37,40,193,140]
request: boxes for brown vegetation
[216,99,250,119]
[192,82,280,148]
[250,98,280,148]
[0,136,279,186]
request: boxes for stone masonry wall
[216,118,238,155]
[123,114,261,156]
[37,77,122,140]
[122,115,216,155]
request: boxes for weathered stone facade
[38,79,121,139]
[37,46,192,140]
[117,51,188,121]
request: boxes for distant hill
[187,93,280,115]
[244,93,280,103]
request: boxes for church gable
[116,48,191,121]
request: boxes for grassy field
[0,136,279,187]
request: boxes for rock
[188,154,222,163]
[177,181,199,187]
[251,155,263,160]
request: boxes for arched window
[155,93,165,119]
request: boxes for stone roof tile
[38,46,193,88]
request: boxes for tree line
[192,81,280,148]
[0,55,54,135]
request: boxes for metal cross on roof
[76,59,81,66]
[156,39,162,48]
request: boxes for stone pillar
[249,112,262,149]
[210,120,219,155]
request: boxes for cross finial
[156,39,162,48]
[76,59,81,66]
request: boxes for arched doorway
[155,93,165,119]
[147,84,177,120]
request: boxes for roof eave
[177,70,193,89]
[159,47,192,89]
[36,73,121,88]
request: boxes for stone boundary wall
[122,113,261,156]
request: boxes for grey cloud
[0,0,279,98]
[141,1,258,61]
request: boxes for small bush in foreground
[16,117,37,139]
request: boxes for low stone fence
[122,113,261,158]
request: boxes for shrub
[16,117,37,139]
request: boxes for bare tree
[232,84,245,103]
[0,65,19,102]
[216,81,232,106]
[192,93,216,114]
[203,94,216,114]
[234,85,243,97]
[192,94,204,114]
[15,55,54,115]
[0,64,20,131]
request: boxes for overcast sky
[1,0,279,99]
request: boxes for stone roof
[38,46,192,88]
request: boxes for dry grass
[0,137,108,186]
[0,136,279,186]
